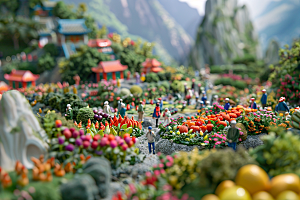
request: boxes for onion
[94,114,99,119]
[103,113,109,118]
[93,110,98,114]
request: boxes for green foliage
[250,128,300,177]
[43,92,57,106]
[171,80,184,93]
[97,25,108,39]
[120,48,145,73]
[119,88,131,97]
[269,41,300,82]
[233,54,256,65]
[59,93,79,112]
[111,42,124,55]
[130,85,143,95]
[28,0,44,9]
[77,107,94,124]
[84,15,97,39]
[60,46,110,84]
[43,43,59,57]
[145,72,159,82]
[0,0,20,13]
[214,78,247,90]
[2,62,37,74]
[71,100,88,109]
[49,95,62,110]
[52,1,77,19]
[38,53,56,73]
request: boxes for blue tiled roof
[57,19,91,35]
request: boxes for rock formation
[0,90,48,171]
[265,40,280,65]
[190,0,262,68]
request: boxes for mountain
[157,0,202,39]
[264,40,280,65]
[62,0,194,63]
[254,0,300,51]
[189,0,262,69]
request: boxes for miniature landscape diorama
[1,0,300,199]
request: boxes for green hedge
[214,78,248,90]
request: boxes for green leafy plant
[76,107,94,125]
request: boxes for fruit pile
[202,164,300,200]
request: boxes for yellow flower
[279,113,283,117]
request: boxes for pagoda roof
[0,81,9,91]
[88,39,112,48]
[152,67,163,73]
[4,70,40,82]
[142,58,161,68]
[57,19,91,35]
[92,60,127,73]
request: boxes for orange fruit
[253,191,274,200]
[201,194,219,200]
[269,174,300,198]
[276,190,300,200]
[235,164,270,195]
[219,186,251,200]
[215,180,236,196]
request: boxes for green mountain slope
[189,0,262,69]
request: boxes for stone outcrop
[243,134,267,149]
[265,40,280,65]
[0,90,48,171]
[190,0,262,68]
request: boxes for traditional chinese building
[88,39,115,60]
[33,1,57,17]
[142,58,163,74]
[0,81,9,94]
[4,70,40,89]
[92,60,127,82]
[56,19,91,46]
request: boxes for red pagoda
[142,58,163,74]
[0,81,9,94]
[4,70,40,89]
[92,60,128,82]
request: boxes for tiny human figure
[250,98,257,109]
[103,101,111,115]
[127,71,131,80]
[152,103,161,128]
[275,97,289,116]
[117,99,123,115]
[184,83,188,96]
[135,72,140,85]
[163,108,171,124]
[200,101,204,110]
[212,95,218,105]
[191,79,195,91]
[205,101,210,108]
[195,96,200,109]
[201,92,207,106]
[137,101,144,122]
[146,126,155,154]
[120,103,127,118]
[186,88,193,105]
[65,104,73,120]
[117,79,121,87]
[114,108,118,116]
[227,120,240,151]
[158,97,163,110]
[224,98,230,110]
[261,89,267,108]
[181,100,187,111]
[198,83,202,95]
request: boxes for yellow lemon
[219,186,251,200]
[253,191,274,200]
[201,194,219,200]
[269,174,300,198]
[276,190,300,200]
[235,164,270,195]
[215,180,236,196]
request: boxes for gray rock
[82,157,111,198]
[60,174,99,200]
[156,139,175,155]
[142,120,152,128]
[243,134,267,149]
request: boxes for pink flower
[159,163,164,168]
[145,171,152,177]
[160,169,165,174]
[204,141,209,143]
[154,170,160,176]
[223,137,227,140]
[239,138,242,141]
[240,132,244,135]
[166,155,174,163]
[213,138,218,141]
[166,162,172,167]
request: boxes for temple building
[88,39,115,60]
[4,70,40,89]
[141,58,163,74]
[92,60,127,81]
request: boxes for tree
[43,43,59,57]
[76,3,87,19]
[28,0,44,9]
[60,46,110,84]
[120,48,145,73]
[97,25,108,39]
[38,53,56,73]
[52,1,76,19]
[84,15,97,39]
[0,0,20,13]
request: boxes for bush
[49,95,62,110]
[214,78,247,90]
[233,54,256,65]
[130,85,143,95]
[145,72,159,82]
[171,80,184,93]
[43,43,59,57]
[157,72,166,81]
[71,100,88,109]
[2,62,37,74]
[59,93,80,112]
[38,53,56,74]
[43,92,57,106]
[119,88,131,97]
[77,107,94,124]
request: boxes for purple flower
[65,144,75,152]
[75,138,83,146]
[95,150,103,155]
[58,137,64,145]
[79,129,84,136]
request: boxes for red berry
[91,141,98,149]
[121,144,128,151]
[63,129,72,139]
[123,133,130,139]
[108,134,115,141]
[83,141,90,149]
[93,134,101,141]
[85,135,92,141]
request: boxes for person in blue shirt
[250,98,257,109]
[201,92,207,106]
[275,97,289,115]
[224,98,230,110]
[158,97,163,110]
[261,89,267,108]
[120,103,126,118]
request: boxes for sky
[179,0,273,19]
